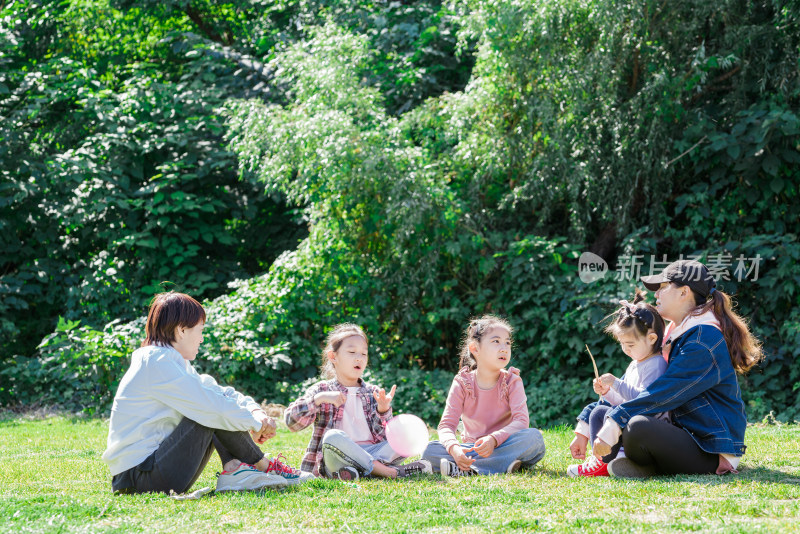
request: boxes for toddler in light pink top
[422,315,546,476]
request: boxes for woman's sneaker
[607,457,657,478]
[440,458,478,477]
[336,466,359,482]
[264,454,315,485]
[566,456,609,477]
[396,460,432,478]
[216,463,286,492]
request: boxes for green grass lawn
[1,415,799,533]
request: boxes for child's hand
[598,373,616,388]
[569,433,589,460]
[373,384,397,413]
[450,446,476,471]
[314,391,346,408]
[592,378,611,396]
[592,438,612,459]
[471,435,497,458]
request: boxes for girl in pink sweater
[422,315,546,476]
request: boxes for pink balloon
[385,414,429,457]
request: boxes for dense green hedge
[0,0,469,359]
[10,229,798,426]
[0,0,307,357]
[2,0,799,426]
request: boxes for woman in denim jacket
[592,260,763,478]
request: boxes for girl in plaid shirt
[284,324,432,481]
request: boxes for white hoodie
[102,345,262,475]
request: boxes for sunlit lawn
[1,413,799,533]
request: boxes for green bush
[0,0,305,358]
[5,1,800,429]
[0,230,654,424]
[664,101,800,423]
[17,226,798,425]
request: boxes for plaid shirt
[285,378,392,476]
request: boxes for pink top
[437,366,530,452]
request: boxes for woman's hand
[449,445,476,471]
[314,391,347,407]
[593,377,611,396]
[472,435,497,458]
[373,384,397,414]
[250,411,277,444]
[592,438,612,459]
[569,433,589,460]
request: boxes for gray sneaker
[440,458,478,477]
[506,459,522,474]
[335,466,359,482]
[396,460,432,478]
[215,463,286,492]
[607,457,658,478]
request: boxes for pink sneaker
[264,454,315,485]
[566,456,609,477]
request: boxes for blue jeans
[321,429,404,477]
[422,428,545,475]
[589,405,622,462]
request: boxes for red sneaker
[566,456,609,477]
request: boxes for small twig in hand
[586,345,599,379]
[586,345,602,402]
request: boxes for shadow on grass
[602,465,800,486]
[0,406,100,425]
[731,465,800,485]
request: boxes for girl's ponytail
[605,289,665,352]
[458,342,477,371]
[693,290,763,374]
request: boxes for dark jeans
[622,415,719,475]
[111,418,265,494]
[588,405,622,463]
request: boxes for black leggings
[622,415,719,475]
[112,418,265,494]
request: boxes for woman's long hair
[683,287,764,374]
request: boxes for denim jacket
[606,325,747,456]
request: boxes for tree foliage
[2,0,799,426]
[0,0,305,357]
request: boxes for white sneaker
[216,463,286,492]
[335,466,360,482]
[396,460,433,477]
[607,457,656,478]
